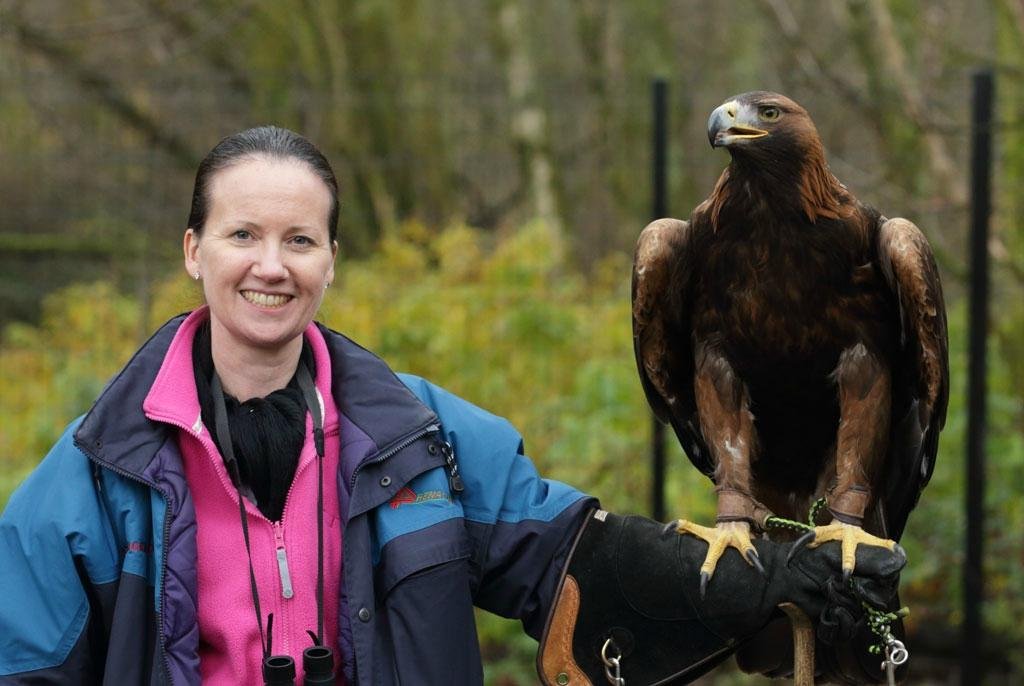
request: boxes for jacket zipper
[274,522,294,599]
[195,418,333,659]
[266,422,338,659]
[131,410,271,684]
[190,416,339,660]
[76,439,175,686]
[349,422,441,489]
[270,421,338,600]
[132,411,312,679]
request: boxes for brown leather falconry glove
[537,510,907,685]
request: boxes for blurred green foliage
[1,221,1022,681]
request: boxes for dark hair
[187,126,339,242]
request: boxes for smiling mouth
[241,290,293,308]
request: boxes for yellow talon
[806,521,895,575]
[671,519,763,596]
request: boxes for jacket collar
[74,312,438,489]
[141,307,338,435]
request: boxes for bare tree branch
[864,0,967,208]
[756,0,873,113]
[9,16,198,168]
[145,0,253,95]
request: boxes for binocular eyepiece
[263,646,335,685]
[302,646,335,685]
[262,655,295,686]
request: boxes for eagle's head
[707,91,823,164]
[705,91,846,222]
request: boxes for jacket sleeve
[0,419,117,683]
[398,375,598,639]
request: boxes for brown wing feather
[632,218,712,476]
[876,217,949,538]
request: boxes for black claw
[661,520,679,537]
[699,571,709,600]
[747,548,766,577]
[787,531,816,566]
[843,567,852,584]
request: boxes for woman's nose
[252,244,288,281]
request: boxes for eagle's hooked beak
[708,100,769,148]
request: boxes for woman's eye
[759,106,781,122]
[291,235,313,246]
[231,229,252,240]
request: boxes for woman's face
[183,157,337,357]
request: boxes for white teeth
[242,291,291,307]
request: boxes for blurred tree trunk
[994,0,1024,407]
[496,0,560,231]
[335,0,403,239]
[572,0,623,259]
[863,0,966,207]
[840,0,968,279]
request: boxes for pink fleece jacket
[143,308,343,684]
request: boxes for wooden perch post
[779,602,815,685]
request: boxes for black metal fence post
[650,78,668,522]
[963,68,993,686]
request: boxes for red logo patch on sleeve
[389,487,417,509]
[388,486,452,509]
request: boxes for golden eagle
[632,91,948,592]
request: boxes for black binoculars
[263,646,335,685]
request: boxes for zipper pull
[440,441,464,494]
[274,523,294,599]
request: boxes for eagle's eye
[758,106,781,122]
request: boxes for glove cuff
[537,574,592,685]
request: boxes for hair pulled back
[187,126,339,241]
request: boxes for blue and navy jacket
[0,315,594,684]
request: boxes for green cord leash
[764,497,829,535]
[764,499,910,682]
[864,603,910,683]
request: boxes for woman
[0,127,904,686]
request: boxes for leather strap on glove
[536,510,906,685]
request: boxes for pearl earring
[193,272,201,281]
